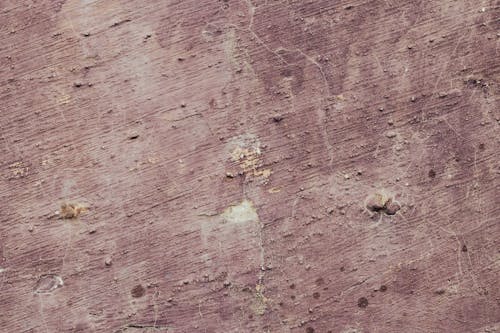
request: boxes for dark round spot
[380,285,387,292]
[248,314,253,319]
[281,68,293,77]
[357,297,368,308]
[315,277,325,286]
[428,169,436,178]
[313,292,320,299]
[289,283,296,289]
[479,143,485,151]
[340,266,345,272]
[462,245,468,252]
[306,327,315,333]
[131,284,145,298]
[290,295,296,300]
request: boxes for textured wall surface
[0,0,499,332]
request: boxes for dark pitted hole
[131,284,145,298]
[462,245,468,252]
[357,297,368,308]
[290,295,296,300]
[315,277,325,286]
[306,327,315,333]
[289,283,296,289]
[479,143,485,151]
[385,201,401,215]
[272,115,284,123]
[313,292,320,299]
[380,285,388,292]
[428,169,436,178]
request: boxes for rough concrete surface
[0,0,499,332]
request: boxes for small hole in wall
[357,297,368,308]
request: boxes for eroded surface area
[0,0,498,332]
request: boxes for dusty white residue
[221,200,259,225]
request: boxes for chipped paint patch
[58,202,88,219]
[226,135,271,179]
[8,161,29,178]
[254,168,272,178]
[231,145,261,171]
[221,200,258,225]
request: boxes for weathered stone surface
[0,1,498,332]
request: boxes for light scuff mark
[221,199,259,225]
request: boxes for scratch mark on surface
[421,29,471,121]
[241,0,288,64]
